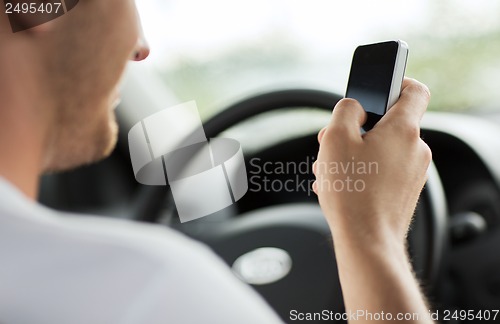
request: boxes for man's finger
[380,78,430,128]
[327,98,367,140]
[317,127,327,143]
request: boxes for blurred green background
[136,0,500,118]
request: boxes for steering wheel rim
[131,89,343,223]
[130,88,447,293]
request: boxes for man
[0,0,432,323]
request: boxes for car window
[136,0,500,118]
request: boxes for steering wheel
[131,89,448,321]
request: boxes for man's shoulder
[45,208,213,268]
[0,181,282,324]
[0,197,214,317]
[0,178,212,271]
[61,212,199,250]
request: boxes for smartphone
[345,40,409,131]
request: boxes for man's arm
[313,78,433,323]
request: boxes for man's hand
[313,78,434,323]
[313,77,431,249]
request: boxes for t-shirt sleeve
[120,242,284,324]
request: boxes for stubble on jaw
[40,21,127,173]
[37,1,138,174]
[42,103,119,174]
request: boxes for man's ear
[5,1,65,33]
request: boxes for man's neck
[0,127,43,200]
[0,59,49,200]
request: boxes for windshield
[136,0,500,118]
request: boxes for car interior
[38,0,500,322]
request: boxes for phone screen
[346,41,399,130]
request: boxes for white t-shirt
[0,179,282,324]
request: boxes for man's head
[0,0,149,173]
